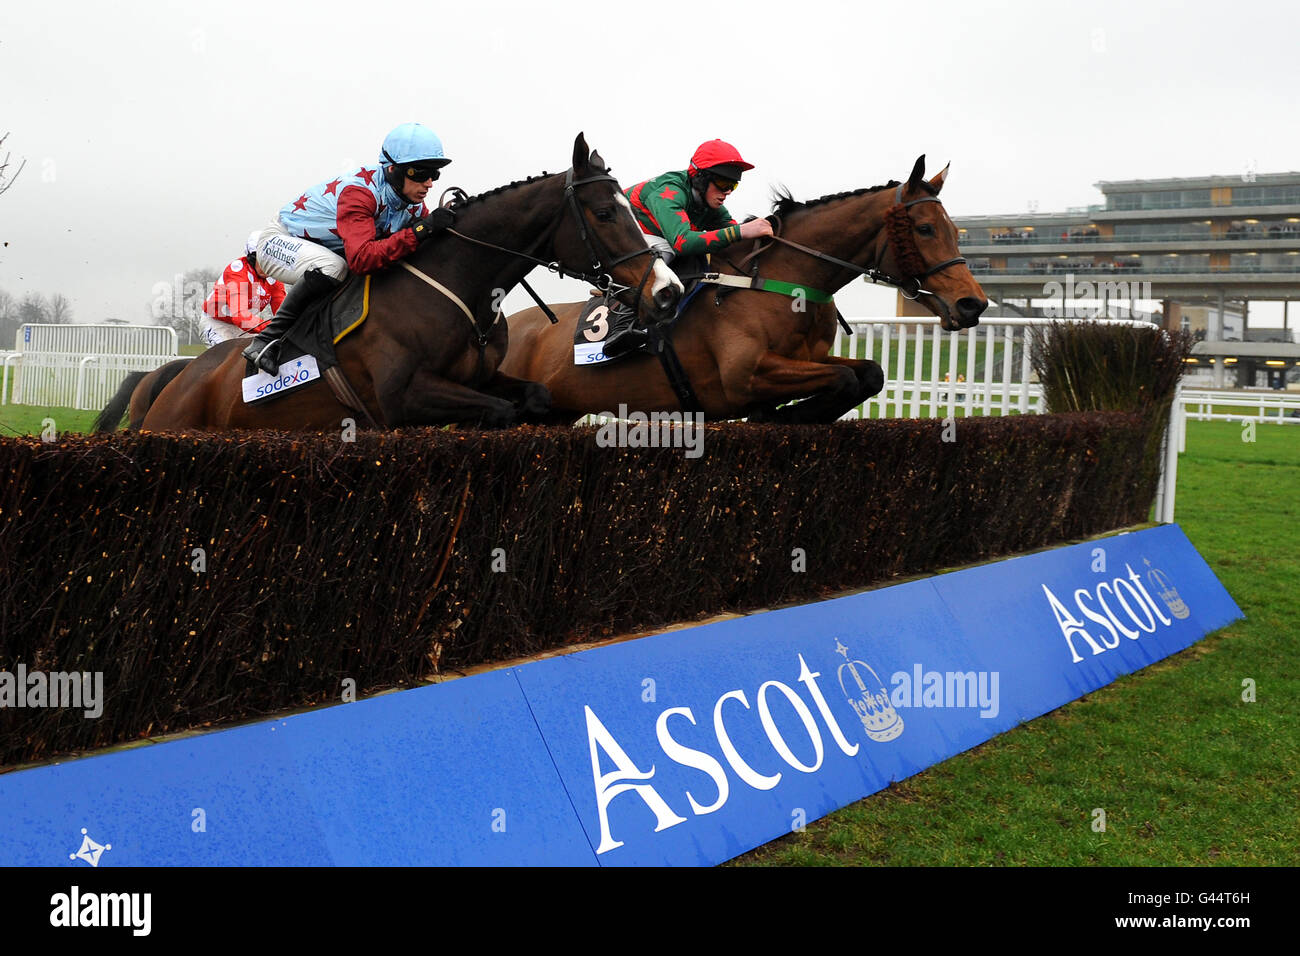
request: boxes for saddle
[241,275,376,421]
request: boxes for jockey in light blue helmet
[242,122,457,375]
[380,122,452,198]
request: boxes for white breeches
[200,316,253,348]
[251,221,349,285]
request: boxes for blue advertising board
[0,525,1240,866]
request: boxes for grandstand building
[941,170,1300,388]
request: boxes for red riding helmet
[687,140,755,181]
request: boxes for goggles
[404,165,443,183]
[709,176,739,194]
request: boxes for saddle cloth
[571,282,707,367]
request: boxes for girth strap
[323,365,382,429]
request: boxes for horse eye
[595,208,615,222]
[917,223,935,237]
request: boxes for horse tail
[128,359,192,430]
[93,370,148,433]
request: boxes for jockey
[241,122,457,375]
[199,232,286,347]
[604,139,775,358]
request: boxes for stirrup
[247,339,282,376]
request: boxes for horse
[499,156,988,424]
[99,133,680,433]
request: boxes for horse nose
[957,297,987,326]
[654,284,680,316]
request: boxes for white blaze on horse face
[651,259,682,296]
[614,192,683,296]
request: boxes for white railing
[1179,388,1300,431]
[831,316,1157,420]
[6,324,179,409]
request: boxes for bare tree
[0,289,19,348]
[18,292,49,325]
[48,293,74,324]
[0,132,27,198]
[149,266,219,345]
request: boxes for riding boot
[600,300,650,359]
[242,269,340,375]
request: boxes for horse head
[882,156,988,331]
[555,133,682,322]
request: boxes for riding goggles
[405,165,443,182]
[710,176,739,194]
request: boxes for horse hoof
[521,384,552,418]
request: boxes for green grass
[734,419,1299,866]
[0,402,101,438]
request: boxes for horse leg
[477,371,552,423]
[379,372,520,428]
[824,355,886,409]
[745,352,882,424]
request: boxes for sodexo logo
[583,643,900,855]
[1042,557,1191,664]
[241,355,320,403]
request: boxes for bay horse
[500,156,987,423]
[101,134,680,432]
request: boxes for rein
[730,184,967,303]
[405,170,663,342]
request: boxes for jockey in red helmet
[609,140,773,357]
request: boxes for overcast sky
[3,0,1299,329]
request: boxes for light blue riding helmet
[381,123,451,172]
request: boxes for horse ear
[573,132,591,172]
[590,149,607,172]
[929,161,951,194]
[907,155,926,193]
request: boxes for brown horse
[501,156,987,423]
[101,134,680,433]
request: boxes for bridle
[424,168,663,342]
[740,183,967,301]
[559,169,663,300]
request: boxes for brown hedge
[1,413,1155,766]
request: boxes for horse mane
[447,162,616,209]
[770,178,938,216]
[447,172,555,209]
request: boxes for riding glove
[411,207,457,242]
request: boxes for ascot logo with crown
[1145,559,1190,620]
[835,640,904,742]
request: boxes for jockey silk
[277,161,427,265]
[202,256,285,333]
[625,170,742,257]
